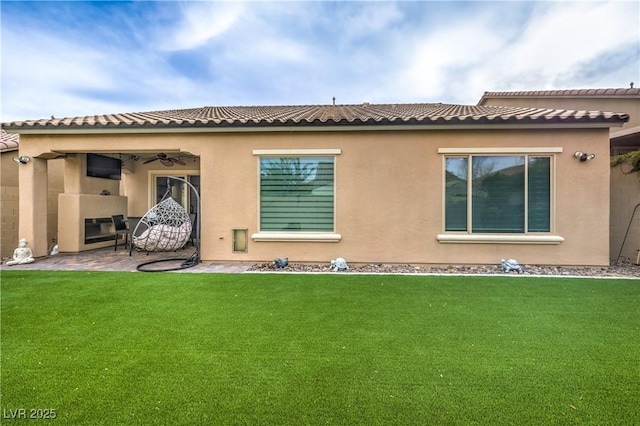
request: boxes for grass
[1,271,638,425]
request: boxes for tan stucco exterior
[1,149,63,258]
[481,92,640,263]
[1,152,20,258]
[610,164,640,263]
[12,124,615,266]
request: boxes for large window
[259,156,335,232]
[445,155,551,233]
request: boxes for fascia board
[3,122,624,135]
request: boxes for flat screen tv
[86,153,122,180]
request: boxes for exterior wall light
[12,156,31,164]
[574,151,595,162]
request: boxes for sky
[1,0,639,122]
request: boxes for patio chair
[111,214,130,251]
[127,217,151,256]
[130,196,192,254]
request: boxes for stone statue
[331,257,349,272]
[501,258,523,273]
[6,238,35,265]
[274,257,289,269]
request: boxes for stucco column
[18,157,49,258]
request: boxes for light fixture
[12,156,31,164]
[574,151,595,162]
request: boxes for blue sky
[1,1,638,122]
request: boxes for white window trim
[251,232,341,242]
[437,234,564,244]
[440,149,563,243]
[253,149,342,156]
[253,149,341,242]
[438,147,563,154]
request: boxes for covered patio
[0,245,252,273]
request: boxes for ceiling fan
[143,153,186,167]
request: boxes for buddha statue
[6,238,35,266]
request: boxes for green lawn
[1,271,638,425]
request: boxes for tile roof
[1,128,19,152]
[478,88,640,105]
[2,102,629,132]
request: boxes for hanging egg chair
[132,197,192,252]
[131,176,200,272]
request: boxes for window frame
[251,149,342,242]
[148,170,200,212]
[437,147,564,245]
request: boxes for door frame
[148,170,200,211]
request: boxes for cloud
[1,0,638,122]
[558,45,639,87]
[475,1,639,93]
[333,2,404,40]
[1,26,120,120]
[390,1,639,105]
[389,4,511,103]
[162,2,245,51]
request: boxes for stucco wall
[1,185,19,258]
[194,129,610,266]
[610,164,640,263]
[16,127,612,265]
[63,153,121,196]
[58,193,127,252]
[1,153,19,258]
[55,153,126,252]
[122,157,201,217]
[482,95,640,266]
[1,152,63,259]
[47,159,65,250]
[1,152,20,186]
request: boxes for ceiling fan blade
[160,159,174,167]
[143,158,159,164]
[173,158,186,165]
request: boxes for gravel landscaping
[249,260,640,278]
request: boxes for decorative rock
[248,261,639,278]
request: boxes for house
[2,102,628,267]
[0,129,64,259]
[479,88,640,263]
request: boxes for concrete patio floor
[0,245,254,273]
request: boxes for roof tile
[2,102,629,132]
[0,127,19,152]
[479,87,640,104]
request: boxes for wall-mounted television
[87,153,122,180]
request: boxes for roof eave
[478,90,640,105]
[2,119,626,135]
